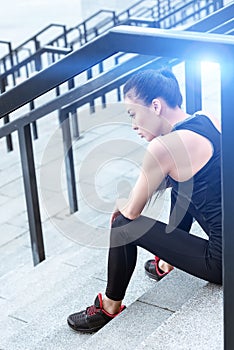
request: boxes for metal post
[59,110,78,214]
[2,57,7,73]
[221,60,234,350]
[218,0,224,9]
[29,100,38,140]
[8,42,16,86]
[34,39,42,71]
[23,56,39,141]
[112,11,117,26]
[15,49,20,78]
[62,25,68,47]
[83,22,88,43]
[3,115,13,151]
[98,61,106,108]
[185,60,202,115]
[0,77,13,152]
[117,87,122,102]
[87,68,95,112]
[68,78,80,139]
[18,124,45,266]
[70,109,80,140]
[205,0,210,15]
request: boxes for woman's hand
[110,208,122,225]
[110,198,130,225]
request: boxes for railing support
[221,60,234,350]
[18,124,45,266]
[0,77,13,152]
[70,109,80,140]
[34,39,42,71]
[4,115,13,151]
[68,78,80,139]
[185,60,202,114]
[59,110,78,214]
[29,100,38,140]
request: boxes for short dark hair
[123,68,183,108]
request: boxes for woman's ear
[152,99,162,115]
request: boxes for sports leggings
[105,195,222,301]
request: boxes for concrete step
[0,233,33,279]
[0,245,82,342]
[136,283,223,350]
[0,243,155,349]
[0,188,208,350]
[0,218,87,301]
[0,244,79,301]
[80,269,207,350]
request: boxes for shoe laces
[86,304,99,316]
[150,258,157,266]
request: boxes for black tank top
[168,113,222,260]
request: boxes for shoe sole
[145,269,162,281]
[67,320,103,333]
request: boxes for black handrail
[0,44,71,151]
[0,0,228,153]
[47,3,153,47]
[1,0,221,74]
[0,24,67,64]
[0,0,231,198]
[1,18,233,120]
[59,11,232,117]
[0,45,71,83]
[0,0,152,68]
[0,0,224,95]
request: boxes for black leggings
[105,208,222,301]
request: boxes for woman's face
[124,96,162,142]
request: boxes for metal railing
[0,44,72,153]
[0,24,67,74]
[0,1,216,152]
[0,0,223,81]
[0,0,223,155]
[0,0,223,87]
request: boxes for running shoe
[144,256,173,281]
[67,293,126,333]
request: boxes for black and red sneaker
[67,293,126,333]
[144,256,173,281]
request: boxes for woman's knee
[111,214,132,229]
[110,214,133,247]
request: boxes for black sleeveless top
[168,113,222,260]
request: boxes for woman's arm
[111,139,173,222]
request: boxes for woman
[67,68,222,333]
